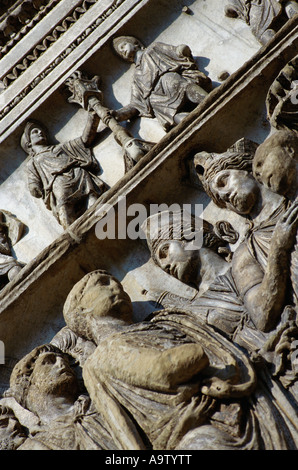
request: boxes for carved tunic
[26,138,106,221]
[129,42,211,130]
[227,0,282,40]
[83,311,262,450]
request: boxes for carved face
[115,39,140,62]
[253,145,297,197]
[0,410,26,450]
[80,273,133,321]
[156,240,201,285]
[209,169,258,214]
[29,126,48,147]
[29,351,77,397]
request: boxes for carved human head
[253,129,298,197]
[0,405,26,450]
[63,270,133,341]
[20,120,48,154]
[142,210,237,285]
[112,35,144,62]
[6,344,78,413]
[194,138,259,215]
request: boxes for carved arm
[233,202,298,332]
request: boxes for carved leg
[259,29,276,45]
[57,205,77,229]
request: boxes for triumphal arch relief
[0,0,297,452]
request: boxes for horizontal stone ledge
[0,17,297,317]
[0,0,151,142]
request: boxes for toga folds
[26,138,106,221]
[226,0,282,40]
[129,42,211,130]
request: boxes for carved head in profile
[194,138,259,215]
[6,344,78,414]
[142,210,237,286]
[0,405,26,450]
[253,129,298,198]
[20,120,48,154]
[112,35,144,62]
[63,270,133,342]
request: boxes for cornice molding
[0,0,150,142]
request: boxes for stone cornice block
[0,0,151,142]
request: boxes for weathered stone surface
[0,0,297,451]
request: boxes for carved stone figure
[0,210,25,289]
[112,36,212,131]
[60,270,298,450]
[65,71,151,167]
[253,129,298,200]
[225,0,298,45]
[266,55,298,132]
[3,344,116,450]
[194,138,298,333]
[21,115,107,229]
[62,270,268,450]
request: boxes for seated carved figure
[194,138,298,333]
[61,269,298,450]
[225,0,298,45]
[112,36,212,131]
[21,113,107,229]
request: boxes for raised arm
[81,110,101,148]
[232,202,298,332]
[111,105,139,123]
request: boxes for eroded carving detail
[21,116,107,229]
[266,55,298,132]
[111,36,212,131]
[0,210,25,289]
[194,138,297,333]
[225,0,298,45]
[65,71,153,166]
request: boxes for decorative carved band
[0,0,62,58]
[0,0,127,122]
[0,0,98,87]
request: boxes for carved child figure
[21,114,107,229]
[112,36,212,131]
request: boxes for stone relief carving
[0,210,25,289]
[225,0,298,45]
[1,344,116,450]
[21,115,107,229]
[65,71,154,168]
[111,36,212,132]
[2,270,297,449]
[0,0,61,55]
[266,54,298,132]
[0,1,297,453]
[194,137,297,334]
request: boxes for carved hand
[270,200,298,252]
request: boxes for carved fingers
[272,201,298,250]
